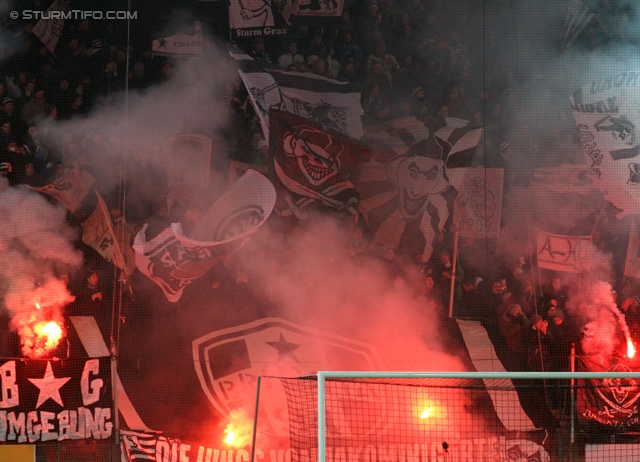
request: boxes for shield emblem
[192,317,384,437]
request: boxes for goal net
[253,371,640,462]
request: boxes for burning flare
[628,340,636,359]
[222,409,253,448]
[6,279,74,358]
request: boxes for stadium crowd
[0,0,635,386]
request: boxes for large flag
[112,316,552,461]
[239,68,363,140]
[152,23,204,58]
[570,71,640,216]
[356,116,483,261]
[133,170,276,302]
[563,0,596,49]
[453,168,504,239]
[270,109,372,218]
[27,166,96,213]
[31,0,69,53]
[81,191,137,276]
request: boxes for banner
[453,168,503,239]
[239,69,363,140]
[577,360,640,429]
[229,0,289,38]
[625,216,640,279]
[121,433,549,462]
[570,71,640,216]
[81,191,137,276]
[270,110,372,218]
[0,357,113,444]
[535,230,596,273]
[152,23,204,58]
[28,166,96,213]
[357,117,482,261]
[31,0,69,53]
[133,170,276,302]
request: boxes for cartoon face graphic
[387,155,448,221]
[282,125,343,186]
[399,157,443,218]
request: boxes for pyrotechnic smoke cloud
[0,178,82,357]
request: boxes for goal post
[311,371,640,462]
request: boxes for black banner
[0,357,113,444]
[577,359,640,428]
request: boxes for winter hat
[411,86,424,97]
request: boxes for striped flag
[120,430,169,461]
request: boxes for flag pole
[570,343,576,462]
[448,227,459,318]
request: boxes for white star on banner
[28,361,71,408]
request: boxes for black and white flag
[240,68,363,140]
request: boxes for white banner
[570,71,640,216]
[536,230,596,273]
[453,168,503,239]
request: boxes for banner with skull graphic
[577,359,640,428]
[270,109,372,218]
[570,71,640,217]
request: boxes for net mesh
[261,374,640,462]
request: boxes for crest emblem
[192,318,384,437]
